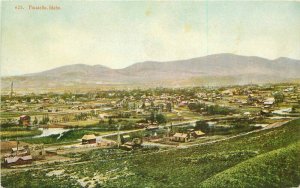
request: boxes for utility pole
[167,127,170,137]
[16,138,19,156]
[117,125,121,148]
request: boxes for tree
[156,114,167,124]
[40,115,49,125]
[99,119,105,124]
[108,117,114,125]
[148,112,155,123]
[132,138,143,146]
[123,101,129,109]
[26,97,31,103]
[188,103,206,112]
[33,116,38,125]
[195,120,209,133]
[166,102,172,112]
[291,105,297,113]
[273,92,284,103]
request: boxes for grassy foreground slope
[104,119,300,188]
[200,142,300,188]
[1,119,300,188]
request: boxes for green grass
[200,142,300,188]
[0,111,47,119]
[60,119,100,127]
[0,129,42,139]
[1,119,300,188]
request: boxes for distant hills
[2,53,300,90]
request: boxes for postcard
[1,1,300,188]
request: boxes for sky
[1,1,300,76]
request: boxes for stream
[34,128,71,138]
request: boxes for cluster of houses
[3,144,45,167]
[79,133,143,150]
[165,129,206,143]
[1,86,297,128]
[1,84,298,129]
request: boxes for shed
[192,130,205,138]
[11,146,28,155]
[263,98,275,105]
[121,135,131,143]
[82,134,96,144]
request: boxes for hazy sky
[1,1,300,76]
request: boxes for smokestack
[10,81,14,99]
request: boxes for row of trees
[39,115,49,125]
[195,120,258,135]
[188,103,235,115]
[146,112,167,124]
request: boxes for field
[0,128,42,139]
[2,118,299,188]
[60,120,100,127]
[0,112,46,119]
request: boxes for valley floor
[1,118,300,188]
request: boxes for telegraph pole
[16,138,19,156]
[117,125,121,148]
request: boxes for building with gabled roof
[171,133,190,142]
[19,115,31,126]
[3,155,33,167]
[82,134,96,144]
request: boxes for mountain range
[2,53,300,90]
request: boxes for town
[1,83,299,168]
[2,0,300,186]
